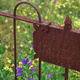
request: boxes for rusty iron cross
[0,1,80,80]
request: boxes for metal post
[13,18,17,80]
[65,68,68,80]
[39,58,41,80]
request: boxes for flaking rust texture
[33,15,80,71]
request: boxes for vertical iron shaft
[65,68,68,80]
[13,18,17,80]
[39,58,41,80]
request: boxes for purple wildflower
[32,25,33,27]
[31,68,36,72]
[16,73,22,77]
[47,73,53,79]
[32,31,34,34]
[28,60,33,66]
[54,0,56,3]
[16,67,22,77]
[27,78,36,80]
[17,70,22,73]
[16,67,21,70]
[22,58,29,65]
[26,58,29,62]
[27,78,31,80]
[31,45,33,48]
[41,17,43,21]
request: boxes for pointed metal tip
[64,15,72,30]
[65,15,72,25]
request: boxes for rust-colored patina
[0,1,80,80]
[33,15,80,71]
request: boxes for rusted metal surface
[0,1,80,80]
[64,15,72,30]
[0,11,39,24]
[0,11,80,33]
[33,15,80,71]
[65,68,68,80]
[39,58,41,80]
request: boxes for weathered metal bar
[39,58,41,80]
[0,11,50,27]
[65,68,68,80]
[13,17,17,80]
[0,11,80,35]
[0,11,39,24]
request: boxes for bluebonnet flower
[31,68,36,72]
[54,0,56,3]
[31,45,33,48]
[22,58,29,65]
[47,73,53,79]
[41,17,43,21]
[28,60,33,66]
[27,78,36,80]
[16,67,22,77]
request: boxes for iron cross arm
[0,11,52,27]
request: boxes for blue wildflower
[16,67,22,77]
[16,73,22,77]
[31,68,36,72]
[22,58,29,65]
[32,25,33,27]
[17,70,22,73]
[54,0,56,3]
[47,73,53,79]
[16,67,21,70]
[31,45,33,48]
[28,60,33,66]
[41,17,43,21]
[27,78,36,80]
[32,31,34,34]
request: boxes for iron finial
[64,15,72,30]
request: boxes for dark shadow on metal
[13,1,41,80]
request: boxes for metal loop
[14,1,41,23]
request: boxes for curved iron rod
[13,1,41,80]
[14,1,41,23]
